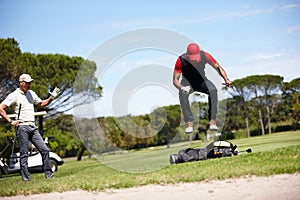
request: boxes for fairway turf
[0,131,299,196]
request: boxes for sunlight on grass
[0,131,299,196]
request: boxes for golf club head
[7,137,14,144]
[231,145,237,152]
[246,148,252,153]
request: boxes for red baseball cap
[187,43,200,62]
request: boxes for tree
[0,38,22,100]
[43,115,82,157]
[232,77,255,137]
[244,75,283,135]
[257,75,283,134]
[229,75,283,136]
[0,37,103,118]
[282,78,300,130]
[220,97,245,138]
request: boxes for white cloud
[186,3,299,24]
[281,4,300,10]
[87,4,299,32]
[249,53,285,61]
[230,51,300,82]
[286,25,300,34]
[90,18,176,32]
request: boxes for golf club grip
[14,104,22,148]
[222,83,236,91]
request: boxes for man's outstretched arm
[213,63,232,86]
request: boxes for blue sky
[1,0,300,117]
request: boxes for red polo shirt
[174,51,218,74]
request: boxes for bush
[250,128,262,137]
[274,125,293,132]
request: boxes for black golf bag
[169,140,238,164]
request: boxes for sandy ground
[2,173,300,200]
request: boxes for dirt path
[2,173,300,200]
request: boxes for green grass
[0,131,299,197]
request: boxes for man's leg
[16,125,30,181]
[29,125,53,178]
[179,89,194,133]
[199,80,218,129]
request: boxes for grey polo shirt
[2,88,42,122]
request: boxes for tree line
[0,37,299,159]
[223,75,300,138]
[0,38,102,116]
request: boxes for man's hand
[49,87,61,99]
[11,120,21,126]
[222,79,236,91]
[225,79,233,88]
[181,86,191,94]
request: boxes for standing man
[173,43,232,133]
[0,74,61,181]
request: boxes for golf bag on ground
[169,140,238,164]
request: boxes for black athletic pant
[179,80,218,123]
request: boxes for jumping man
[173,43,232,133]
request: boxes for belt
[19,121,35,126]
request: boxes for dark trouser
[16,125,53,181]
[179,80,218,123]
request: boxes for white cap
[19,74,34,82]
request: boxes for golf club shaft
[17,103,22,121]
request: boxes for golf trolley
[0,112,64,178]
[0,136,64,178]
